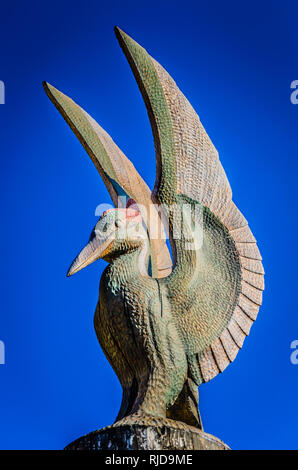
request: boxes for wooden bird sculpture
[43,27,264,431]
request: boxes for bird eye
[102,222,108,232]
[115,220,120,228]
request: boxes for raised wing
[115,27,264,384]
[43,81,171,278]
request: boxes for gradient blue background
[1,0,297,450]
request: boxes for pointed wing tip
[42,80,54,90]
[114,26,143,55]
[43,82,71,110]
[114,26,126,47]
[42,81,58,99]
[114,26,127,41]
[42,80,50,93]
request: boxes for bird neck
[105,243,148,288]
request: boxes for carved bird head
[67,205,147,276]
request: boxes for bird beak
[67,234,113,277]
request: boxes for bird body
[95,246,194,424]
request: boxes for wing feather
[115,27,264,384]
[45,28,264,386]
[43,81,171,278]
[116,28,264,384]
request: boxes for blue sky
[0,0,298,450]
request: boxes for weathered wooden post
[65,423,229,450]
